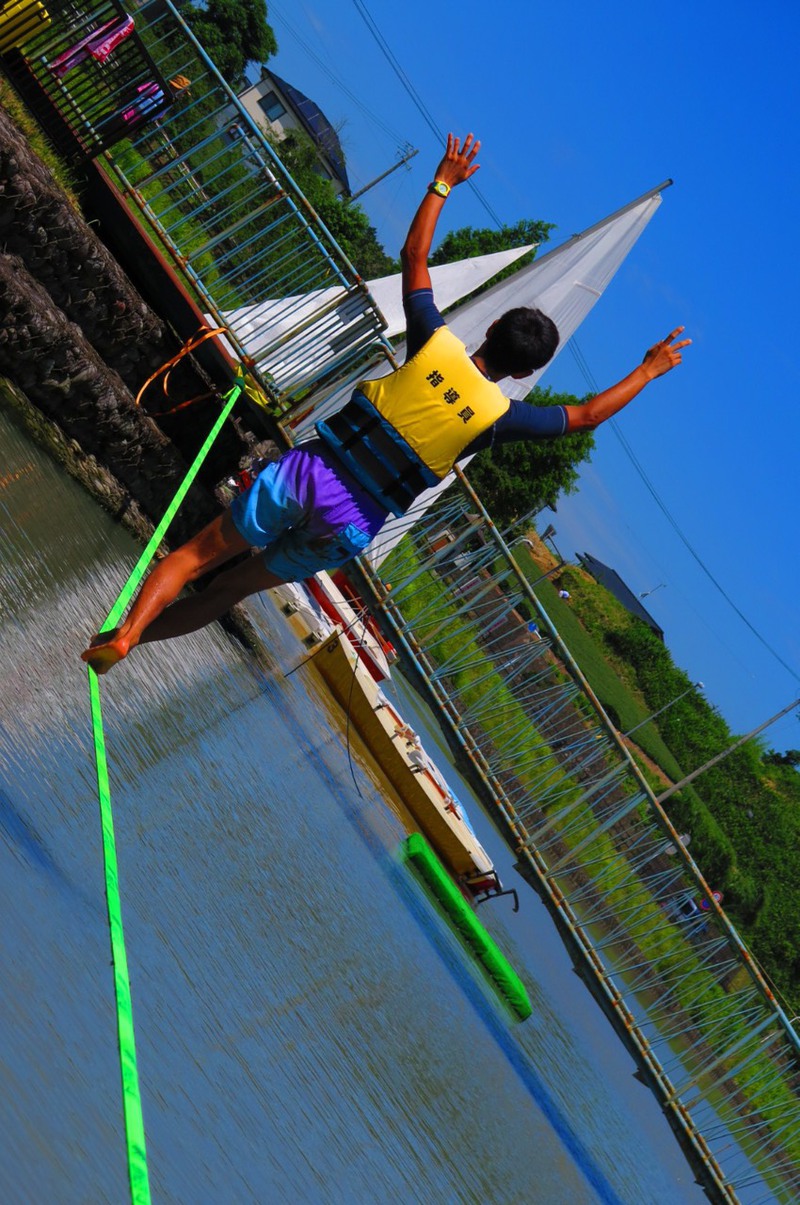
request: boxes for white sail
[363,183,669,568]
[363,245,535,338]
[221,244,534,384]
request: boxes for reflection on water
[0,409,704,1203]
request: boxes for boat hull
[313,631,495,884]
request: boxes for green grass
[1,83,80,203]
[101,145,228,299]
[383,535,800,1191]
[512,547,686,780]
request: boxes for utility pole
[656,697,800,805]
[347,146,418,202]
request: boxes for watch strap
[427,179,451,198]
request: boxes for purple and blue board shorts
[230,439,387,581]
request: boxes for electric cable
[269,1,406,148]
[566,340,800,685]
[350,0,506,228]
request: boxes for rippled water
[0,408,705,1203]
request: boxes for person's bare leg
[81,510,257,673]
[139,551,283,644]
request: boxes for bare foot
[80,629,131,674]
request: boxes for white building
[237,69,350,196]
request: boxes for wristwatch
[428,179,451,199]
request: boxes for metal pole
[625,682,703,737]
[347,147,419,201]
[656,697,800,804]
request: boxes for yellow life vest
[359,326,509,479]
[316,327,509,515]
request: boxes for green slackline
[403,832,533,1021]
[87,384,241,1204]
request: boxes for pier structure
[353,478,800,1205]
[4,0,393,411]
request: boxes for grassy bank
[1,82,79,201]
[382,532,800,1191]
[512,536,800,1011]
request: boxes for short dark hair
[484,307,560,376]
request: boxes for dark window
[258,90,286,122]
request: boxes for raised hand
[433,132,481,188]
[642,327,691,380]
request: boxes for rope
[135,325,228,417]
[283,606,372,799]
[344,623,367,800]
[86,383,242,1204]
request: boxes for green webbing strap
[87,385,242,1204]
[403,833,533,1021]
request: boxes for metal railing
[354,479,800,1204]
[2,0,172,154]
[7,0,390,408]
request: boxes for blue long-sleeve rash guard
[404,288,567,453]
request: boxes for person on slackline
[82,133,689,673]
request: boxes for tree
[429,218,555,268]
[265,128,395,278]
[763,749,800,768]
[429,218,555,301]
[463,385,595,526]
[183,0,278,87]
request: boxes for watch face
[433,181,449,196]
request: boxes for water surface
[0,409,705,1202]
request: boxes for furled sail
[360,245,535,338]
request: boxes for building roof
[577,552,665,640]
[265,69,350,193]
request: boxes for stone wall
[0,101,253,544]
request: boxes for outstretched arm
[401,132,481,295]
[564,328,691,431]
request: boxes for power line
[269,1,406,148]
[566,340,800,685]
[350,0,506,229]
[280,4,797,690]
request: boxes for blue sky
[263,0,800,751]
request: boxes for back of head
[485,307,560,377]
